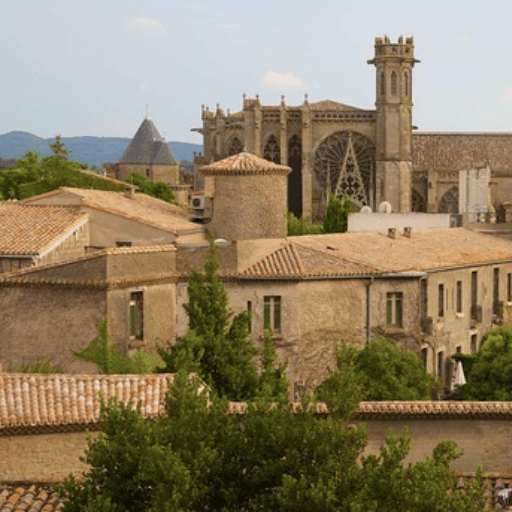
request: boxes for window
[264,296,281,333]
[247,301,252,333]
[438,284,445,318]
[379,71,385,96]
[494,268,500,303]
[456,281,463,313]
[390,71,398,96]
[471,333,478,353]
[386,292,403,327]
[129,291,144,340]
[437,350,444,382]
[508,273,512,302]
[403,71,409,96]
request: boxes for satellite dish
[378,201,392,213]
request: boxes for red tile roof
[0,484,63,512]
[0,204,87,257]
[0,374,173,434]
[201,152,291,175]
[240,242,380,278]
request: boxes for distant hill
[0,131,202,167]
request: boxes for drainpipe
[366,276,375,343]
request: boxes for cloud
[127,17,164,34]
[261,71,305,89]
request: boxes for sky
[2,0,512,144]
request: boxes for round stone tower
[200,152,291,240]
[368,35,420,212]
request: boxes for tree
[58,371,488,511]
[318,338,439,401]
[127,172,175,203]
[159,242,286,401]
[75,319,164,374]
[286,211,324,236]
[457,325,512,400]
[323,195,351,234]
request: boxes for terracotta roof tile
[25,188,203,236]
[0,374,173,431]
[309,99,372,112]
[284,228,512,273]
[240,242,381,278]
[201,152,291,175]
[0,484,63,512]
[0,204,87,257]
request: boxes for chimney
[387,228,396,239]
[403,226,412,238]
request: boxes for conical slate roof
[119,117,177,165]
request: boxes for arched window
[263,135,280,163]
[379,71,385,96]
[404,71,409,96]
[391,71,398,96]
[227,137,243,156]
[438,187,459,214]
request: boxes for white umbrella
[454,361,466,387]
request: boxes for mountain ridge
[0,131,202,167]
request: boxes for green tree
[323,195,351,234]
[318,338,438,401]
[286,211,324,236]
[458,325,512,400]
[58,371,487,511]
[75,319,164,374]
[159,242,262,400]
[127,172,175,203]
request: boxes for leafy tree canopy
[323,195,351,234]
[75,319,164,374]
[126,172,175,203]
[58,371,488,511]
[318,338,439,401]
[159,242,288,401]
[456,325,512,400]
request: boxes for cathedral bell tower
[368,35,419,212]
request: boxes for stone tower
[117,117,180,185]
[368,36,419,212]
[200,152,291,240]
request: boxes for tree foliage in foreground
[74,319,164,374]
[318,338,439,401]
[159,242,288,401]
[58,371,488,512]
[455,325,512,400]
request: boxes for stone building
[175,228,512,393]
[0,245,177,372]
[117,116,180,186]
[195,35,512,221]
[0,202,89,273]
[23,186,206,247]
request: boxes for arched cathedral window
[404,71,409,96]
[227,137,243,156]
[263,135,280,163]
[391,71,398,96]
[379,71,385,96]
[438,187,459,214]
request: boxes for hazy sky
[1,0,511,143]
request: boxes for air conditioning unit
[421,316,433,335]
[191,196,205,210]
